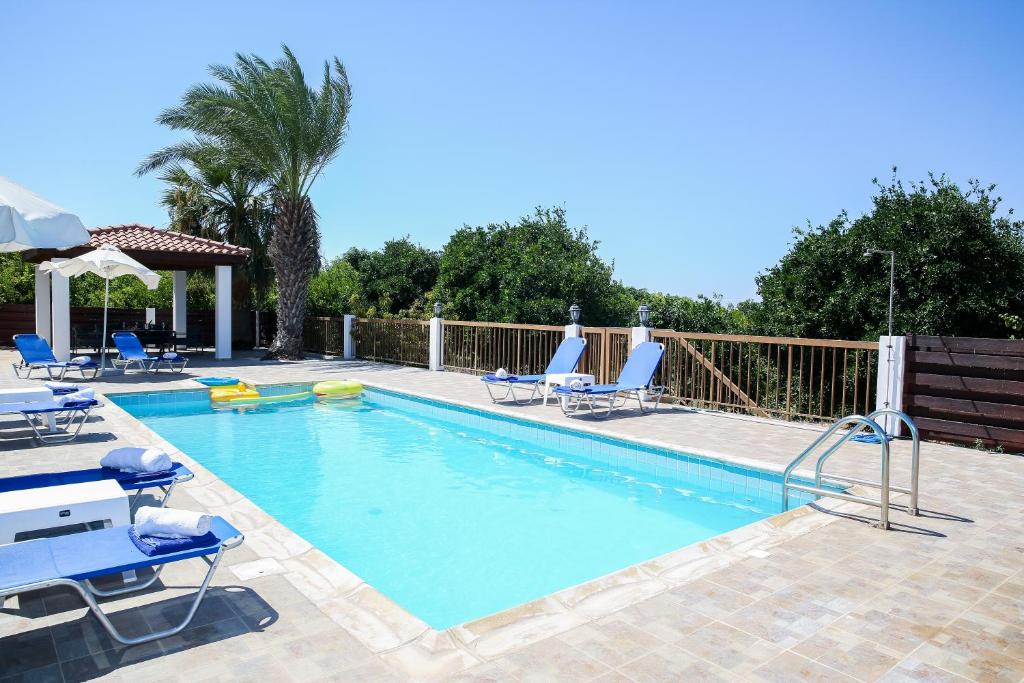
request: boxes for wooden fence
[352,318,430,367]
[902,335,1024,451]
[579,327,632,384]
[651,331,877,421]
[442,321,565,375]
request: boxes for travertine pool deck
[1,350,1022,682]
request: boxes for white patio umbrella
[40,245,161,375]
[0,176,90,251]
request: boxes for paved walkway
[1,351,1022,682]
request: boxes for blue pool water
[114,386,813,629]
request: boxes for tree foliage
[343,238,439,317]
[139,44,352,359]
[755,171,1024,339]
[434,207,628,325]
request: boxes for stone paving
[1,350,1022,682]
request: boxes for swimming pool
[113,385,820,629]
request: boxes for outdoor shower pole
[864,248,896,410]
[886,250,894,340]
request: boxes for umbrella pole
[100,278,109,377]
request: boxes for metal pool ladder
[782,408,920,530]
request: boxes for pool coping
[100,377,858,680]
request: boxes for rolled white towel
[71,355,93,365]
[495,368,509,379]
[101,446,172,473]
[57,388,95,404]
[46,381,81,392]
[162,352,181,360]
[134,506,212,539]
[569,379,586,391]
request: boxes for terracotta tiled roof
[88,224,251,258]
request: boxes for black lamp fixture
[637,304,650,327]
[433,301,443,318]
[569,303,581,324]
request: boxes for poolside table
[0,480,130,545]
[543,372,596,408]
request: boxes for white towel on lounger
[100,446,172,473]
[495,368,509,379]
[569,379,585,391]
[57,388,94,405]
[134,506,212,538]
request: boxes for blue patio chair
[12,334,99,380]
[0,517,243,645]
[481,336,587,405]
[0,462,193,509]
[111,332,159,373]
[553,341,666,418]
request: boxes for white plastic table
[543,372,596,407]
[0,480,130,545]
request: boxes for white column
[630,325,651,349]
[172,270,188,338]
[428,315,444,371]
[214,265,232,360]
[343,314,356,360]
[875,335,907,436]
[34,265,51,343]
[50,263,71,362]
[145,307,156,326]
[564,324,583,338]
[630,326,652,400]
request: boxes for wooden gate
[902,335,1024,452]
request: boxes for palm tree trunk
[264,195,318,360]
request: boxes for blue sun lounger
[0,517,243,645]
[0,462,193,509]
[554,341,666,418]
[111,332,161,373]
[12,334,100,380]
[481,336,587,405]
[0,396,102,444]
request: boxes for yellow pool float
[313,380,363,400]
[209,383,261,402]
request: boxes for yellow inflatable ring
[210,383,261,402]
[313,380,363,400]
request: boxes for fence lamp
[637,304,651,328]
[569,303,581,325]
[433,301,443,318]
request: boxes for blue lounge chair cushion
[545,337,587,375]
[553,383,621,395]
[22,399,99,414]
[111,333,159,361]
[128,527,219,556]
[481,374,548,384]
[0,462,192,494]
[14,334,60,365]
[0,517,240,590]
[553,342,665,395]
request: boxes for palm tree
[156,152,275,345]
[138,45,352,359]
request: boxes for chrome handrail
[867,408,920,515]
[782,414,892,529]
[811,409,921,517]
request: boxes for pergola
[23,224,250,361]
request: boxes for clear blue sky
[3,1,1022,302]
